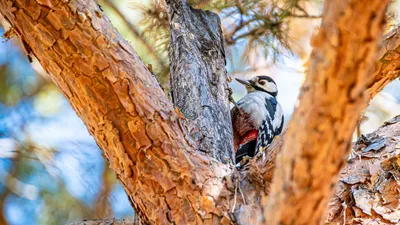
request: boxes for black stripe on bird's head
[235,75,278,97]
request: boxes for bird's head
[236,76,278,97]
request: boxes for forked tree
[1,0,400,224]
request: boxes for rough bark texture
[221,25,400,224]
[69,115,400,225]
[166,0,233,163]
[0,1,235,224]
[3,0,400,224]
[71,217,139,225]
[327,116,400,225]
[264,1,390,224]
[230,24,400,224]
[369,26,400,99]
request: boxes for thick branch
[0,1,235,224]
[264,1,390,224]
[4,0,400,224]
[255,25,400,199]
[368,26,400,99]
[166,0,233,163]
[227,24,400,225]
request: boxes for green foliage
[133,0,319,68]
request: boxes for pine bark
[368,27,400,99]
[1,0,400,225]
[327,116,400,224]
[252,25,400,210]
[0,1,234,224]
[264,1,390,224]
[166,0,233,163]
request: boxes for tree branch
[165,0,233,163]
[254,25,400,200]
[227,24,400,225]
[3,0,400,224]
[368,26,400,99]
[264,0,390,224]
[0,1,234,224]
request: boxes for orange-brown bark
[264,1,390,224]
[0,1,234,224]
[250,25,400,205]
[369,27,400,99]
[327,116,400,224]
[229,25,400,225]
[3,0,400,224]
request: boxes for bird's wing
[235,140,257,163]
[256,98,284,150]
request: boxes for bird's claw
[235,156,251,168]
[259,146,269,153]
[259,136,279,153]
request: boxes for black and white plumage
[231,76,284,163]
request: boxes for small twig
[353,148,362,162]
[231,179,238,213]
[288,13,322,19]
[294,4,308,16]
[342,202,347,225]
[238,174,247,205]
[225,17,259,44]
[285,4,322,19]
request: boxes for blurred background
[0,0,400,224]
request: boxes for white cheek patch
[251,77,259,83]
[264,82,277,93]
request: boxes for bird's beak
[235,78,254,87]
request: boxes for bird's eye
[259,80,266,85]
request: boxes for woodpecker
[231,76,284,163]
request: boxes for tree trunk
[1,0,400,224]
[0,1,234,224]
[264,0,389,224]
[166,0,233,163]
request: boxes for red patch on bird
[235,130,258,152]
